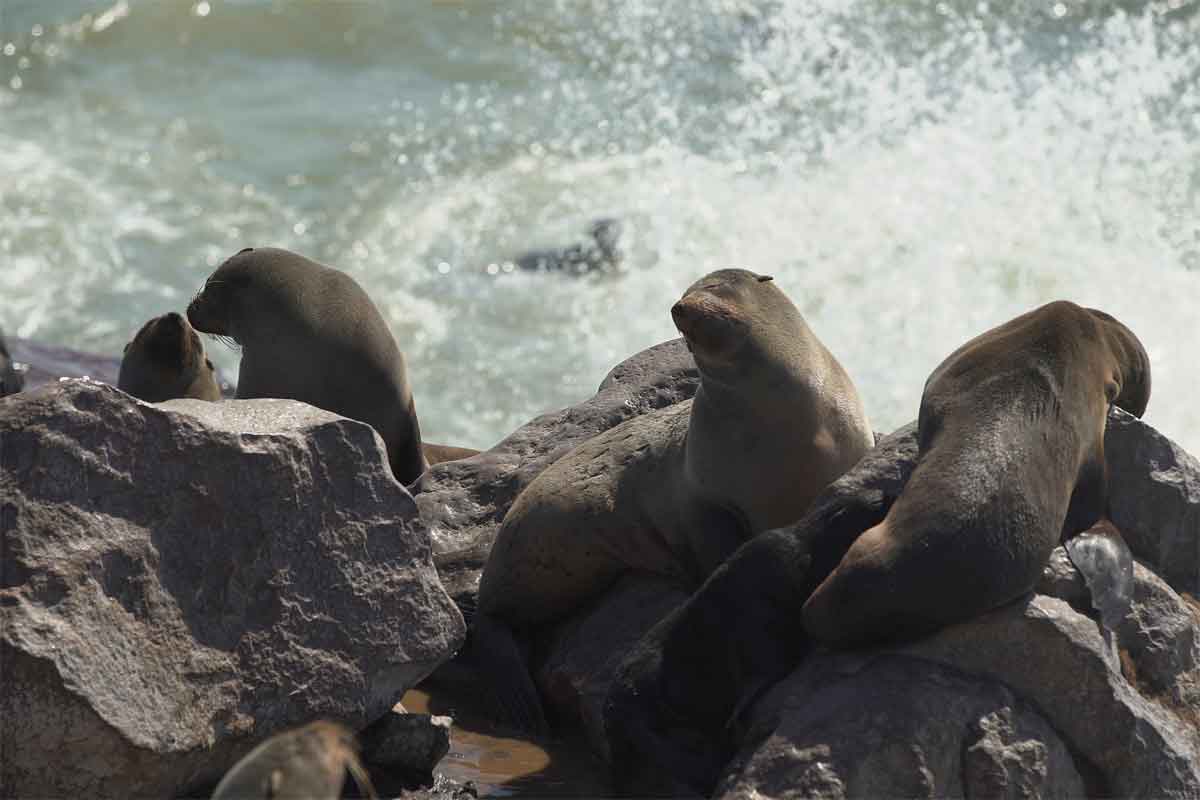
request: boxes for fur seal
[602,300,1150,795]
[0,328,23,397]
[513,218,623,275]
[211,720,376,800]
[187,247,429,484]
[474,268,874,733]
[117,312,222,403]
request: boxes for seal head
[118,312,221,403]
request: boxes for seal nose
[671,298,700,339]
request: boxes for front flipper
[471,612,550,736]
[1064,519,1134,630]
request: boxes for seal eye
[757,275,774,282]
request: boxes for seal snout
[671,292,747,358]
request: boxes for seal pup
[117,312,222,403]
[474,268,874,734]
[187,247,429,484]
[0,328,24,397]
[211,720,376,800]
[603,300,1150,795]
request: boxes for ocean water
[2,0,1199,452]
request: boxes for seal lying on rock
[117,312,222,403]
[474,268,874,734]
[603,300,1151,795]
[211,721,376,800]
[187,247,430,484]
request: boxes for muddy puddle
[401,688,612,798]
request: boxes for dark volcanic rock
[413,338,698,609]
[1106,407,1200,596]
[0,329,23,397]
[0,381,464,799]
[718,654,1086,800]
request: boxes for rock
[360,706,452,780]
[0,381,465,799]
[513,218,624,275]
[892,594,1200,797]
[6,335,235,397]
[716,654,1086,800]
[413,338,698,610]
[1106,407,1200,596]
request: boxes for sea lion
[187,247,429,484]
[513,218,623,275]
[116,312,222,403]
[211,720,376,800]
[602,300,1150,795]
[0,328,23,397]
[474,268,874,734]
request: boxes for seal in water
[603,300,1150,795]
[473,268,874,734]
[187,247,430,484]
[513,218,623,275]
[117,312,222,403]
[211,720,376,800]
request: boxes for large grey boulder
[0,381,465,799]
[413,338,698,608]
[718,654,1088,800]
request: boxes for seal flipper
[1064,519,1134,630]
[471,612,550,736]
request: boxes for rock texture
[718,654,1087,800]
[0,381,464,799]
[360,705,452,793]
[413,338,698,610]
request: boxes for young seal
[116,312,222,403]
[474,268,874,734]
[602,300,1151,795]
[187,247,429,484]
[211,720,376,800]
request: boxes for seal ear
[756,274,774,282]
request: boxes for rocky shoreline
[3,336,1199,798]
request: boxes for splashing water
[3,0,1198,450]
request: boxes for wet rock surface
[0,381,464,798]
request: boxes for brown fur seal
[602,300,1150,795]
[474,268,874,733]
[801,301,1150,645]
[187,247,429,484]
[211,720,376,800]
[117,312,222,403]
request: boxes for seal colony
[602,300,1151,795]
[5,242,1175,796]
[473,268,875,733]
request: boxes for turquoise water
[3,0,1199,451]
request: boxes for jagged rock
[361,706,452,776]
[1106,408,1200,596]
[716,654,1086,800]
[413,338,698,609]
[0,381,465,799]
